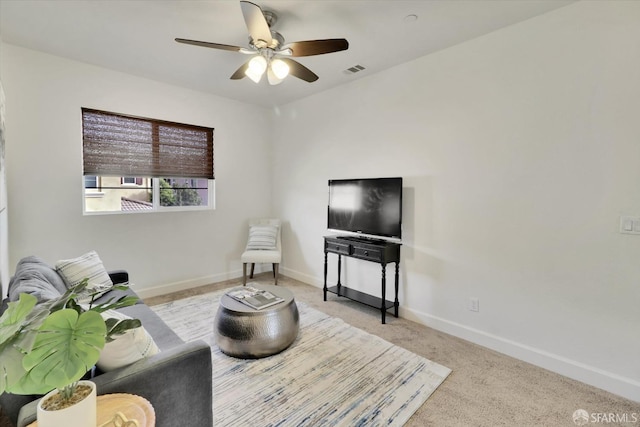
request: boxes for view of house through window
[84,176,211,212]
[82,108,214,214]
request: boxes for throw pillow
[246,225,278,250]
[8,256,66,304]
[55,251,113,302]
[7,278,61,304]
[15,256,68,294]
[96,309,160,372]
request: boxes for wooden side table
[27,393,155,427]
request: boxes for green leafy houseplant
[0,279,140,405]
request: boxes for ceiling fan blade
[175,38,245,53]
[230,61,250,80]
[240,1,272,47]
[285,39,349,57]
[280,58,318,83]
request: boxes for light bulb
[271,58,290,80]
[248,55,267,73]
[267,68,284,85]
[245,67,263,83]
[245,55,267,83]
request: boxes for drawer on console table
[351,246,382,262]
[325,239,351,255]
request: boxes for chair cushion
[245,225,278,250]
[241,249,281,263]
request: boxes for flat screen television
[327,177,402,241]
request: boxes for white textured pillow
[55,251,113,301]
[97,309,160,372]
[246,225,278,250]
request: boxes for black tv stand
[323,235,401,324]
[335,235,389,245]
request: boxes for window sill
[83,205,214,216]
[84,192,105,198]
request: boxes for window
[121,177,143,185]
[84,175,98,189]
[82,108,214,214]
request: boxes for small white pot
[36,380,97,427]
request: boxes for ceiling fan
[175,1,349,85]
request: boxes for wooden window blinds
[82,108,214,179]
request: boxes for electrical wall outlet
[469,297,479,312]
[620,215,640,235]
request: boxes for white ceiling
[0,0,575,108]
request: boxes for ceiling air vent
[344,64,366,75]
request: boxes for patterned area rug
[151,287,451,427]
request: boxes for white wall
[2,0,639,403]
[0,79,8,293]
[272,1,640,401]
[0,44,273,295]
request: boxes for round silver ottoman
[214,284,299,359]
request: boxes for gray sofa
[0,256,213,427]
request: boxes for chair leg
[250,263,255,278]
[273,263,279,286]
[242,263,247,286]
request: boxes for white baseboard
[284,268,640,403]
[135,264,281,299]
[281,267,322,287]
[400,307,640,403]
[136,264,287,299]
[135,270,242,300]
[135,267,640,402]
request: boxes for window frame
[83,177,215,215]
[84,175,98,189]
[121,177,143,186]
[154,178,215,213]
[81,108,215,215]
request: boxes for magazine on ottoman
[226,286,284,310]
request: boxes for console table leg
[337,254,342,296]
[394,262,400,318]
[381,263,387,324]
[323,252,328,301]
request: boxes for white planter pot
[36,380,97,427]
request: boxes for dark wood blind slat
[82,108,214,179]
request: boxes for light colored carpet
[151,287,450,426]
[146,275,640,427]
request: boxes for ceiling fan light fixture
[176,1,349,85]
[248,55,267,74]
[267,68,284,85]
[245,67,263,83]
[271,58,290,79]
[245,55,267,83]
